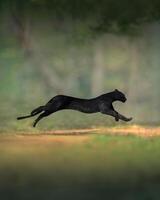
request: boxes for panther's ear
[115,89,118,92]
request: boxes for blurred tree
[91,39,105,96]
[1,0,160,34]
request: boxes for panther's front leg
[100,102,132,122]
[111,104,132,122]
[117,113,132,122]
[110,104,119,121]
[112,106,132,121]
[114,111,119,121]
[101,109,119,121]
[100,103,119,121]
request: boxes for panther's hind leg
[33,105,61,127]
[33,112,50,127]
[33,96,67,127]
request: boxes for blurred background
[1,0,160,131]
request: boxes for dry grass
[100,125,160,137]
[3,125,160,138]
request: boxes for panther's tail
[17,106,45,120]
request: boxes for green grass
[0,134,160,200]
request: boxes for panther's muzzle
[122,97,127,103]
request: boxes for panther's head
[114,89,127,103]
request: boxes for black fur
[17,89,132,127]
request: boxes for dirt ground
[0,125,159,147]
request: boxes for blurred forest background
[1,0,160,131]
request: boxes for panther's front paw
[126,117,133,122]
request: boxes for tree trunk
[91,41,104,96]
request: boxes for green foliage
[1,0,160,33]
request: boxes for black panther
[17,89,132,127]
